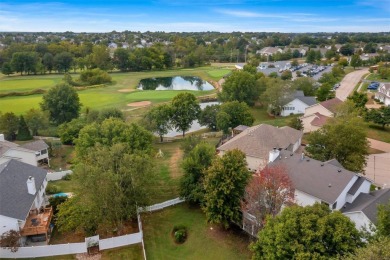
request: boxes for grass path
[169,147,183,179]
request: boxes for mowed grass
[0,67,226,114]
[142,203,251,260]
[207,69,231,80]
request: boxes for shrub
[79,68,112,85]
[46,183,60,194]
[61,174,71,181]
[172,225,187,244]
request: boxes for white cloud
[216,9,288,18]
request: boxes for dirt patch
[127,101,152,107]
[76,253,101,260]
[169,147,183,179]
[118,88,136,92]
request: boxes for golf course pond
[137,76,214,91]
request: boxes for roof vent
[306,159,310,162]
[338,169,342,173]
[321,163,324,166]
[290,153,293,156]
[328,183,332,188]
[301,153,305,160]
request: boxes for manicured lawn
[0,67,222,115]
[365,123,390,143]
[0,76,62,93]
[366,73,390,81]
[142,203,251,260]
[250,106,297,127]
[207,69,231,80]
[359,82,369,92]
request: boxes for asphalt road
[336,68,369,101]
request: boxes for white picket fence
[139,197,185,212]
[0,198,184,259]
[46,170,73,181]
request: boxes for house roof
[259,47,282,54]
[20,140,48,152]
[347,176,366,196]
[217,124,302,160]
[234,125,249,132]
[379,83,390,92]
[0,159,47,220]
[310,112,330,127]
[319,98,342,113]
[285,91,317,107]
[271,151,359,204]
[341,188,390,224]
[324,158,344,168]
[296,96,317,107]
[0,140,19,157]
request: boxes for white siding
[281,99,309,117]
[334,176,358,210]
[343,212,373,232]
[347,179,372,203]
[294,190,321,206]
[0,215,20,235]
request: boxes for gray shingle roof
[21,140,48,152]
[0,159,47,220]
[341,189,390,223]
[0,140,19,156]
[296,96,317,106]
[218,124,302,160]
[271,151,358,204]
[347,176,365,196]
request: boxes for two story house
[281,91,317,117]
[375,83,390,106]
[0,159,52,244]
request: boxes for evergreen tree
[16,115,32,141]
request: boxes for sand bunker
[127,101,152,107]
[118,88,136,92]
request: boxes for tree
[376,201,390,237]
[79,68,112,85]
[0,230,21,252]
[16,115,32,141]
[344,237,390,260]
[219,70,259,106]
[113,48,130,71]
[216,101,254,134]
[291,77,316,96]
[306,50,316,63]
[40,83,81,125]
[288,117,303,130]
[306,117,369,172]
[365,106,390,129]
[280,70,292,80]
[1,62,13,75]
[243,165,294,234]
[250,204,363,260]
[0,112,19,140]
[180,135,202,156]
[291,59,299,67]
[54,52,73,73]
[171,93,200,137]
[316,84,334,102]
[261,78,295,116]
[76,118,153,159]
[347,91,368,109]
[340,44,355,56]
[198,104,220,131]
[58,118,86,145]
[338,58,349,67]
[203,149,251,228]
[42,52,54,73]
[180,142,215,204]
[144,104,172,142]
[91,45,112,70]
[98,108,124,122]
[24,108,49,136]
[350,54,362,69]
[57,143,155,234]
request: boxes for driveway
[368,138,390,152]
[365,152,390,188]
[336,68,369,101]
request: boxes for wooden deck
[21,207,53,237]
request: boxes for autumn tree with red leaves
[242,164,294,235]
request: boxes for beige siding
[304,104,333,117]
[301,114,321,133]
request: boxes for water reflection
[138,76,214,91]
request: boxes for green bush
[46,183,60,194]
[79,68,112,85]
[61,174,71,181]
[172,225,187,244]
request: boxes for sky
[0,0,389,33]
